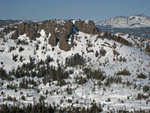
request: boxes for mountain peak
[96,14,150,28]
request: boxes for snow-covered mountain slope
[0,20,150,112]
[96,14,150,28]
[0,30,149,76]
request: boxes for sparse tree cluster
[104,76,122,86]
[100,48,106,56]
[116,69,130,76]
[0,68,13,80]
[83,68,105,81]
[65,53,85,67]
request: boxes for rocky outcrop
[49,33,57,46]
[41,20,73,51]
[11,19,99,51]
[11,22,40,40]
[75,20,100,34]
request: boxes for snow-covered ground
[0,29,150,112]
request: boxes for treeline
[0,103,55,113]
[0,102,103,113]
[59,103,102,113]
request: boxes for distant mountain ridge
[0,19,39,26]
[96,14,150,28]
[96,14,150,38]
[0,19,22,26]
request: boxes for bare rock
[11,19,99,51]
[12,22,40,40]
[49,33,57,46]
[41,20,73,51]
[75,20,99,34]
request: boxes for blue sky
[0,0,150,21]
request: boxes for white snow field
[0,26,150,112]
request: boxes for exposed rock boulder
[75,20,100,34]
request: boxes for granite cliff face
[11,20,100,51]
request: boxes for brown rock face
[41,20,73,36]
[58,34,70,51]
[11,19,99,51]
[41,20,73,51]
[49,33,57,46]
[11,22,40,40]
[75,20,99,34]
